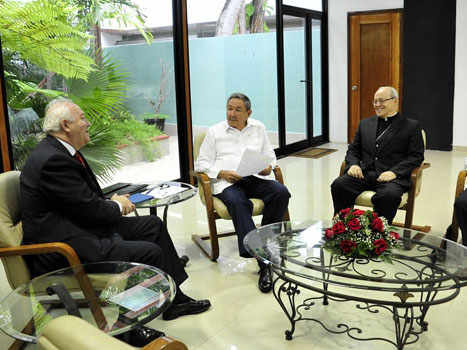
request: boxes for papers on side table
[236,148,273,177]
[109,285,162,312]
[146,184,186,199]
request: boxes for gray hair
[43,97,76,134]
[377,86,399,100]
[227,92,251,111]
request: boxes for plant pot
[144,118,157,126]
[156,118,165,131]
[144,118,165,131]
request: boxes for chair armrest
[273,166,285,185]
[456,170,467,199]
[0,242,81,267]
[143,337,188,350]
[339,161,346,177]
[193,171,216,209]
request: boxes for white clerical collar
[383,111,398,121]
[55,137,77,156]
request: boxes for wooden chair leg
[192,210,221,261]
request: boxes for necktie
[74,152,86,168]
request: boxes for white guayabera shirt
[195,118,276,195]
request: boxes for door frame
[275,1,328,157]
[347,9,403,143]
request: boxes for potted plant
[144,59,172,132]
[142,112,169,131]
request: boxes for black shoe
[258,265,273,293]
[180,255,189,267]
[116,326,164,347]
[162,299,211,321]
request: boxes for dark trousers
[331,174,408,224]
[30,216,188,286]
[215,176,290,257]
[455,189,467,246]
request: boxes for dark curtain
[402,0,456,151]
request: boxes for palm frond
[81,120,123,183]
[0,0,94,80]
[66,52,129,122]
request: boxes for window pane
[312,19,322,137]
[187,0,279,149]
[283,0,322,11]
[283,16,307,145]
[101,1,181,185]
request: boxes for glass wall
[187,0,280,148]
[2,0,180,187]
[312,18,323,137]
[283,0,322,11]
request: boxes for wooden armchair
[338,130,430,232]
[448,170,467,243]
[191,132,290,261]
[0,171,106,349]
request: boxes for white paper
[236,148,272,177]
[109,285,161,312]
[147,185,186,199]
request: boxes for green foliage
[10,119,43,170]
[109,111,162,162]
[0,0,94,80]
[66,51,129,123]
[142,113,169,120]
[81,119,124,183]
[69,0,153,44]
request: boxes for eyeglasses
[373,97,395,105]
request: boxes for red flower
[339,208,351,218]
[390,231,400,240]
[324,229,335,239]
[371,218,384,232]
[373,239,388,255]
[332,221,346,234]
[372,212,379,219]
[340,240,357,254]
[348,218,361,231]
[352,209,365,216]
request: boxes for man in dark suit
[331,86,424,224]
[20,98,210,345]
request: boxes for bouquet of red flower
[323,208,401,262]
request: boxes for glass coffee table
[244,220,467,350]
[135,181,197,224]
[0,261,176,344]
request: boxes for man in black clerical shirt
[331,86,424,224]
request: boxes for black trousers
[215,176,291,258]
[455,189,467,246]
[331,174,408,224]
[29,215,188,286]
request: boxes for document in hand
[236,148,273,177]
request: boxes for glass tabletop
[135,181,197,209]
[0,261,176,343]
[244,221,467,306]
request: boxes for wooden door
[348,11,401,142]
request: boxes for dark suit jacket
[345,113,424,188]
[20,135,122,260]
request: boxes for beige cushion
[38,315,135,350]
[0,171,31,288]
[355,191,408,208]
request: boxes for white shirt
[195,118,276,194]
[55,137,123,213]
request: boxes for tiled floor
[4,142,467,349]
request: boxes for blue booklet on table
[129,193,154,204]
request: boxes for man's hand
[377,171,397,182]
[258,165,272,176]
[111,193,135,215]
[347,165,364,179]
[218,170,242,183]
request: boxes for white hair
[42,98,77,134]
[377,86,399,100]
